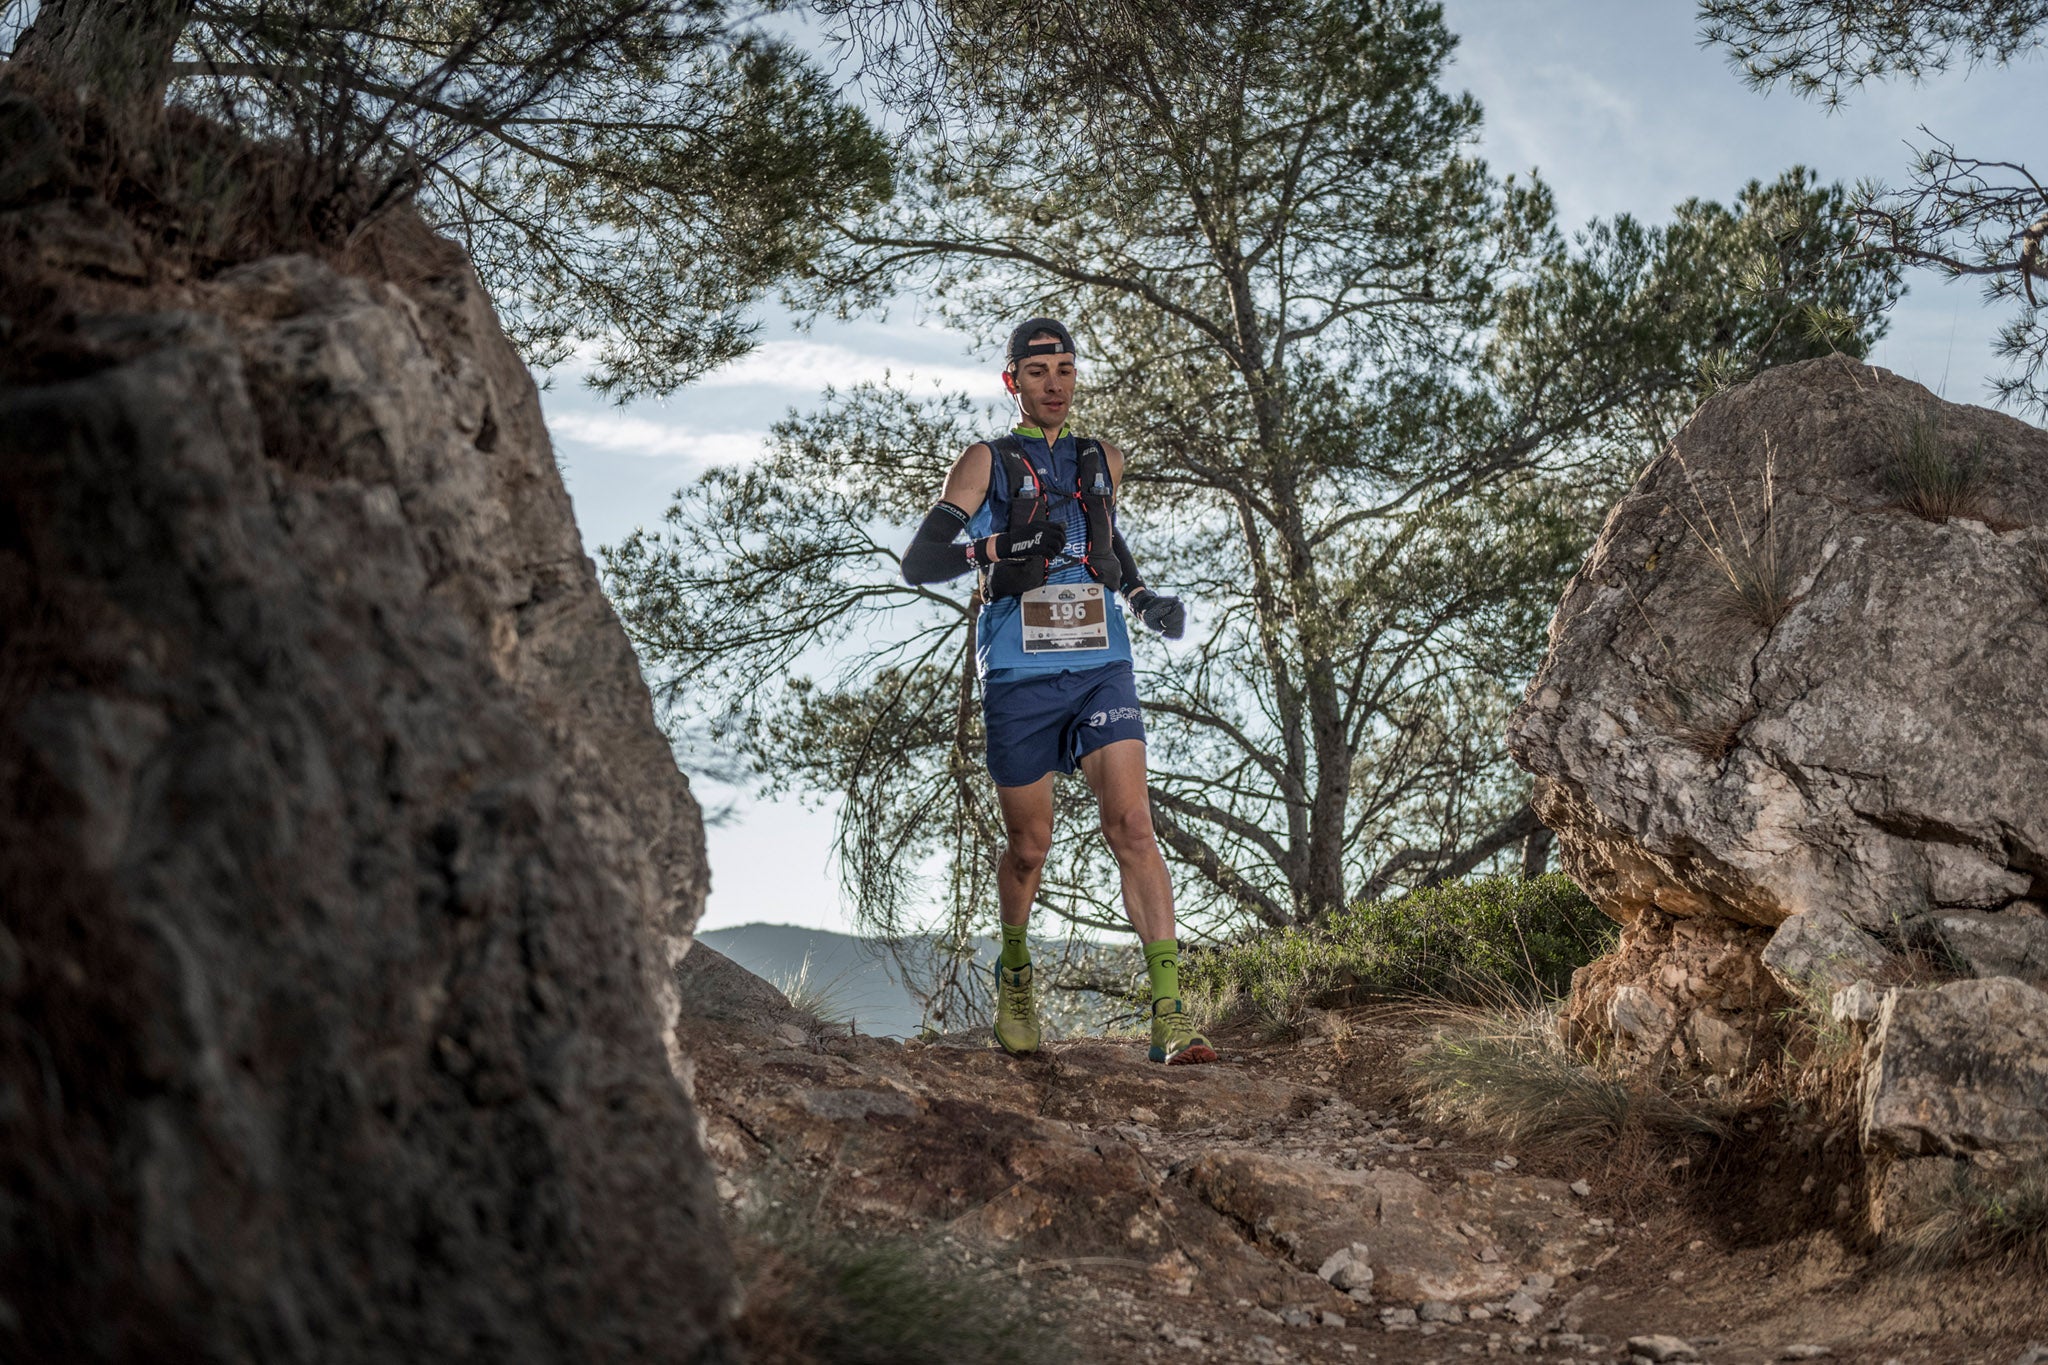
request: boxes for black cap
[1005,318,1076,369]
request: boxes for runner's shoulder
[939,441,997,510]
[1091,437,1126,481]
[958,440,1002,475]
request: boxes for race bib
[1020,584,1109,653]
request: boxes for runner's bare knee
[1100,800,1157,860]
[1004,824,1052,874]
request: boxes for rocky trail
[679,948,2048,1365]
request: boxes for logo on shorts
[1086,706,1141,728]
[1087,711,1107,727]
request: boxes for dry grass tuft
[1649,669,1754,760]
[1758,981,1867,1134]
[1883,1160,2048,1273]
[1749,938,1970,1134]
[1626,583,1755,760]
[776,953,853,1034]
[1885,408,1986,524]
[1180,976,1242,1035]
[731,1187,1064,1365]
[1243,958,1328,1042]
[1407,1000,1731,1162]
[1674,439,1799,630]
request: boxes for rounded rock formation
[1509,355,2048,1075]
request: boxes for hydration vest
[983,433,1122,600]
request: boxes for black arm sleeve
[1110,527,1145,596]
[902,502,975,585]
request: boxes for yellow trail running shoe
[992,961,1041,1056]
[1149,997,1218,1065]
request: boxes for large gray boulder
[1862,976,2048,1160]
[1860,976,2048,1233]
[0,109,728,1362]
[1509,356,2048,1071]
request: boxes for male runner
[900,318,1217,1065]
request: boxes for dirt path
[680,1004,2048,1364]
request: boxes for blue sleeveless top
[970,425,1133,681]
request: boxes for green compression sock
[1000,921,1032,970]
[1143,938,1181,1007]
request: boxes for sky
[534,2,2047,935]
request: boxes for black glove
[990,519,1067,561]
[1128,587,1186,639]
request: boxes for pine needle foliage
[608,2,1899,995]
[2,0,892,396]
[1700,0,2048,413]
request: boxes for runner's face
[1007,340,1076,429]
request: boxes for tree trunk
[11,0,194,126]
[1520,824,1554,879]
[1301,657,1350,921]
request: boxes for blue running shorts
[982,661,1146,788]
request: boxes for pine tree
[1701,0,2048,411]
[4,0,892,396]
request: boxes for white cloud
[695,339,996,397]
[547,410,769,466]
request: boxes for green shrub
[1184,874,1618,1018]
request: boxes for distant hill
[696,923,1132,1040]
